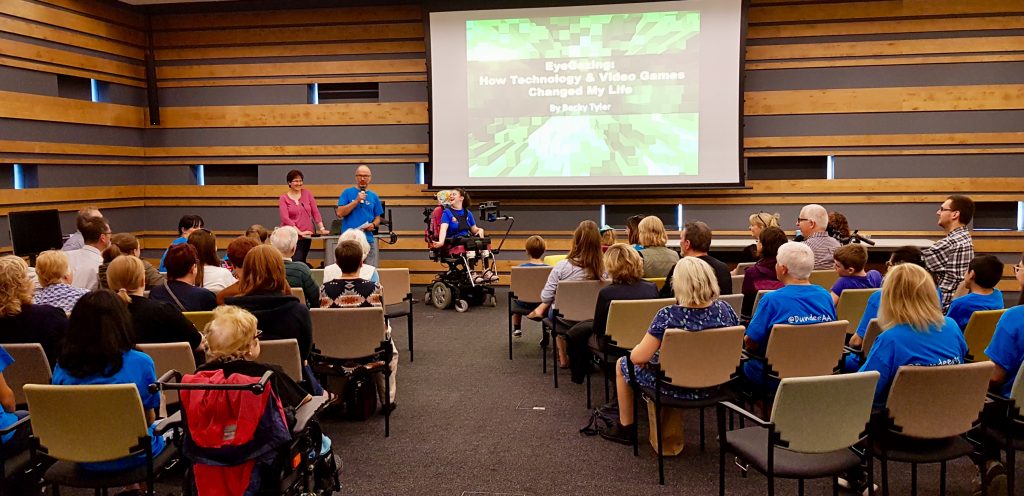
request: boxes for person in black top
[149,243,217,312]
[0,256,68,366]
[661,221,733,298]
[564,244,659,384]
[224,245,312,361]
[106,255,204,359]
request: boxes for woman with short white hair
[323,229,379,283]
[32,250,88,314]
[271,226,318,307]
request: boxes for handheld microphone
[358,184,368,205]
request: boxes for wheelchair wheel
[423,290,433,307]
[431,283,454,309]
[454,299,470,313]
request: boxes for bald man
[336,165,383,266]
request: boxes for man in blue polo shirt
[743,242,837,387]
[336,165,384,267]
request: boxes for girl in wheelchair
[428,188,497,284]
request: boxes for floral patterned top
[319,278,383,308]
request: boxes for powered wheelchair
[423,203,498,312]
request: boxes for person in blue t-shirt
[0,346,27,450]
[335,165,384,267]
[830,244,883,305]
[158,214,203,272]
[859,263,968,408]
[512,235,548,338]
[946,254,1004,332]
[743,242,837,387]
[984,252,1024,397]
[51,290,166,478]
[430,188,496,284]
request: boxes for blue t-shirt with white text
[946,290,1004,332]
[743,284,836,385]
[337,187,383,245]
[859,317,967,408]
[984,306,1024,398]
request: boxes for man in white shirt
[61,206,101,251]
[65,216,111,290]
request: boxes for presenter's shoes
[972,460,1007,496]
[599,422,636,445]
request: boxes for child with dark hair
[512,235,547,338]
[159,214,204,272]
[51,290,166,474]
[946,254,1004,331]
[830,244,882,304]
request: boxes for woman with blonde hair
[563,244,659,382]
[32,250,88,314]
[223,245,313,361]
[859,263,967,407]
[107,255,203,355]
[637,216,679,278]
[0,255,67,364]
[98,232,165,291]
[602,257,738,444]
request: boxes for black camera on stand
[477,201,513,254]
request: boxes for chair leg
[867,454,875,496]
[585,366,592,409]
[910,463,917,496]
[632,385,639,457]
[832,475,839,496]
[881,454,889,496]
[507,295,513,360]
[719,442,726,496]
[603,353,610,403]
[384,371,391,438]
[552,328,559,388]
[699,407,706,452]
[656,401,665,485]
[768,471,775,496]
[939,460,946,496]
[1008,445,1016,496]
[408,308,414,362]
[798,478,804,496]
[541,324,548,374]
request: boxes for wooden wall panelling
[745,149,1024,157]
[150,102,427,128]
[157,75,428,88]
[747,55,1024,71]
[745,85,1024,115]
[37,0,145,29]
[144,144,428,158]
[151,23,423,48]
[0,140,143,157]
[150,4,421,31]
[744,133,1024,149]
[0,38,144,80]
[157,59,425,81]
[0,56,145,87]
[0,16,144,60]
[3,0,145,46]
[747,16,1024,39]
[0,90,144,127]
[155,41,425,62]
[748,0,1024,24]
[746,36,1024,61]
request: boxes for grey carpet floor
[64,287,1005,495]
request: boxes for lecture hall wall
[0,0,1022,299]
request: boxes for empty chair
[836,288,880,335]
[507,265,553,360]
[2,343,51,408]
[257,339,303,382]
[718,372,880,496]
[964,309,1007,362]
[182,311,214,332]
[378,268,416,361]
[867,362,993,496]
[808,270,840,291]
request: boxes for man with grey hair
[797,203,841,270]
[61,206,102,251]
[336,165,383,267]
[269,226,317,308]
[742,242,836,387]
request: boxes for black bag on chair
[343,371,377,421]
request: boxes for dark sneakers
[599,422,636,445]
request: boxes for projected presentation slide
[430,1,743,188]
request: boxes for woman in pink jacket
[279,169,328,264]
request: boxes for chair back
[509,266,553,304]
[718,294,743,316]
[553,280,609,322]
[836,288,880,334]
[26,384,149,462]
[735,262,755,272]
[183,311,215,332]
[809,270,840,291]
[258,339,303,381]
[642,277,666,290]
[771,372,879,453]
[964,309,1007,362]
[659,326,745,389]
[604,298,675,350]
[730,274,743,294]
[377,268,411,306]
[3,343,52,406]
[137,342,196,377]
[862,319,884,357]
[765,320,848,378]
[750,289,773,318]
[310,307,387,359]
[290,287,305,301]
[1008,362,1024,409]
[543,254,567,266]
[311,268,324,287]
[886,361,993,439]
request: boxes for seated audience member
[637,216,679,278]
[797,203,841,270]
[270,226,318,308]
[0,345,27,453]
[61,206,101,251]
[599,225,616,252]
[527,220,605,358]
[98,233,165,291]
[564,244,658,383]
[323,229,379,284]
[159,214,204,272]
[0,256,67,364]
[742,242,837,387]
[625,214,645,251]
[224,245,312,361]
[922,194,976,312]
[217,236,261,305]
[52,290,165,474]
[946,254,1004,332]
[859,263,968,408]
[602,256,739,444]
[319,240,398,405]
[740,226,788,318]
[245,224,270,244]
[512,235,548,338]
[661,221,732,298]
[65,216,110,290]
[830,244,883,304]
[149,243,217,312]
[32,250,88,314]
[735,211,781,271]
[985,251,1024,396]
[188,228,236,293]
[106,255,203,355]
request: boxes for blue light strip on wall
[416,162,425,184]
[193,164,205,186]
[310,83,319,104]
[826,155,835,180]
[600,204,606,227]
[13,164,24,190]
[677,204,684,231]
[90,79,99,102]
[1018,201,1024,231]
